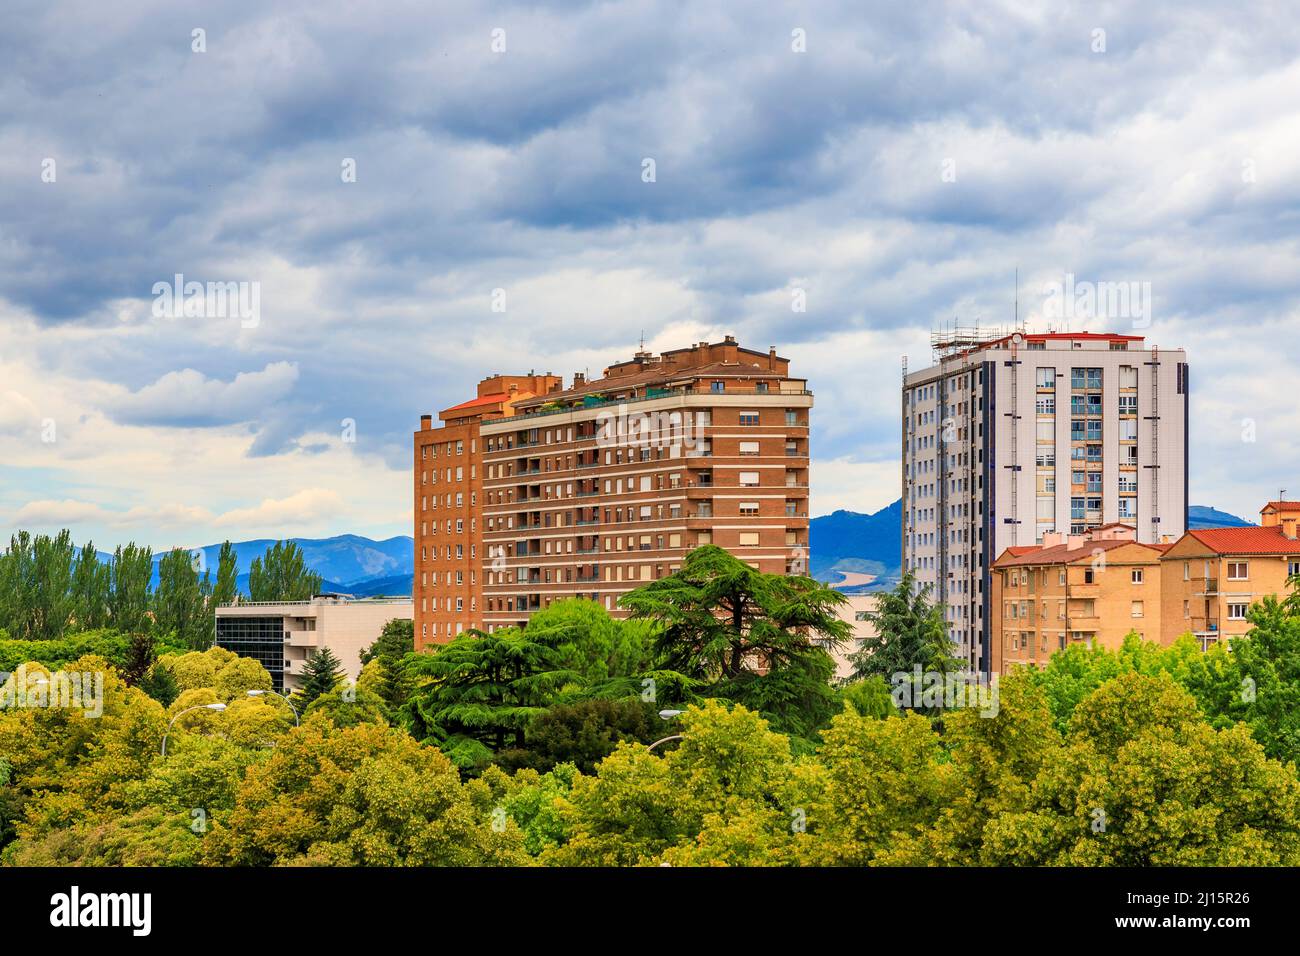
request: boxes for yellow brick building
[991,524,1169,672]
[1159,502,1300,650]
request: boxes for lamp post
[246,689,299,725]
[648,709,686,752]
[161,702,226,756]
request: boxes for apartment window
[1183,600,1190,619]
[739,440,760,456]
[1228,603,1249,621]
[1289,560,1300,578]
[1131,601,1143,618]
[1227,561,1249,580]
[739,471,760,487]
[785,410,798,426]
[739,411,760,426]
[739,501,760,516]
[1036,368,1056,388]
[738,532,760,546]
[1131,569,1144,584]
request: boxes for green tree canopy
[247,541,322,602]
[848,570,958,686]
[154,548,210,650]
[401,627,579,768]
[620,545,850,739]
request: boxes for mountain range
[120,503,1251,599]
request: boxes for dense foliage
[3,544,1300,867]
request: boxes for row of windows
[420,438,468,460]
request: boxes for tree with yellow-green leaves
[533,700,805,867]
[982,672,1300,866]
[201,714,530,866]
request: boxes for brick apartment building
[413,336,812,649]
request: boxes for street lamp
[161,702,226,756]
[648,708,685,752]
[246,689,299,725]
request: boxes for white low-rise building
[215,595,413,693]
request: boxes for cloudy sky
[2,0,1298,552]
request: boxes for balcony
[1191,615,1220,634]
[1196,578,1220,596]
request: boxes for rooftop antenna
[1014,267,1019,330]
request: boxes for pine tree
[402,627,579,764]
[295,647,345,709]
[848,571,961,717]
[140,662,180,708]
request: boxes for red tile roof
[442,392,511,413]
[1263,501,1300,512]
[995,538,1165,568]
[1185,526,1300,555]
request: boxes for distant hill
[91,534,415,595]
[810,500,902,592]
[80,501,1246,601]
[806,501,1252,594]
[1188,505,1252,529]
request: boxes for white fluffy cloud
[213,488,345,531]
[105,362,300,428]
